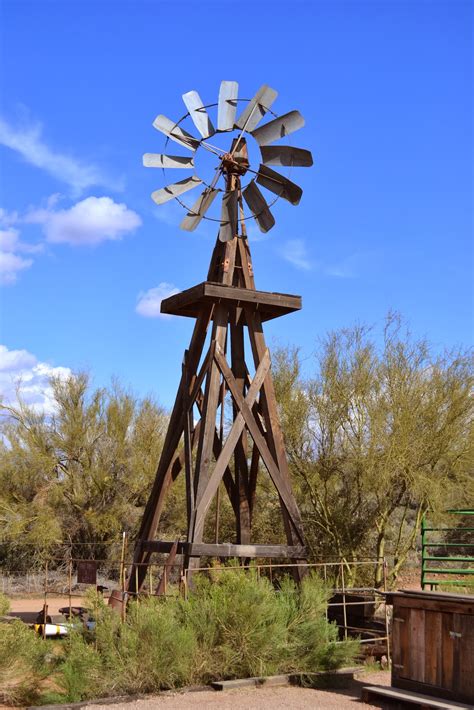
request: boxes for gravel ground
[92,672,391,710]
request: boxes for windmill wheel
[143,82,313,241]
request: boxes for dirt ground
[8,596,84,615]
[92,672,391,710]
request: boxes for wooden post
[148,565,153,595]
[68,559,72,619]
[383,558,391,666]
[340,562,348,640]
[43,561,48,640]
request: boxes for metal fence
[421,509,474,590]
[2,555,391,662]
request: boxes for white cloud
[0,227,21,253]
[0,344,72,414]
[279,238,312,271]
[0,207,19,227]
[0,220,43,284]
[0,249,33,285]
[0,115,122,195]
[28,196,142,246]
[136,282,180,318]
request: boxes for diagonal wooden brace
[192,347,271,537]
[214,343,305,545]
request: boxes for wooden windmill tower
[127,82,313,594]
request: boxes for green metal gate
[421,509,474,590]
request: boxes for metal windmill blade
[235,85,278,132]
[256,165,302,205]
[218,81,238,131]
[251,111,305,146]
[243,182,275,233]
[146,80,313,233]
[143,153,195,169]
[180,187,219,231]
[153,115,200,151]
[182,91,215,139]
[260,146,313,167]
[151,176,202,205]
[219,190,238,242]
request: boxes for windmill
[127,81,312,595]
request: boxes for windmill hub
[221,151,249,177]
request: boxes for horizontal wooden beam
[160,281,302,323]
[140,540,307,559]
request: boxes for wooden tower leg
[186,303,229,572]
[230,321,251,545]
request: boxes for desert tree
[273,314,474,585]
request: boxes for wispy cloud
[0,115,123,195]
[0,210,42,284]
[0,344,72,414]
[324,250,380,279]
[0,247,33,285]
[136,282,180,318]
[279,238,312,271]
[27,196,142,246]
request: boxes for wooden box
[386,590,474,703]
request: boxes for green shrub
[58,591,196,698]
[278,573,359,672]
[0,620,52,705]
[1,569,360,705]
[182,568,288,681]
[0,593,10,616]
[58,630,102,702]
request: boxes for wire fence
[2,555,391,662]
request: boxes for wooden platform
[361,684,473,709]
[160,281,302,322]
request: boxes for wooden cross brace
[189,342,304,547]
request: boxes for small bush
[0,620,52,705]
[0,593,10,616]
[182,569,288,681]
[59,630,102,702]
[58,591,196,698]
[278,573,359,672]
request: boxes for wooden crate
[386,590,474,704]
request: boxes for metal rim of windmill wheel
[143,82,313,242]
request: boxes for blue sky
[0,0,472,410]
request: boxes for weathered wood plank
[386,593,474,616]
[182,355,194,530]
[392,605,409,683]
[441,612,455,693]
[211,675,290,690]
[160,281,301,322]
[457,611,474,700]
[424,610,443,688]
[140,540,306,558]
[230,321,251,544]
[362,685,470,709]
[408,609,426,683]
